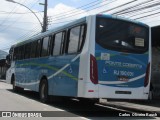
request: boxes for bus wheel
[39,79,49,103]
[148,90,153,100]
[12,76,18,92]
[148,84,153,100]
[12,76,24,92]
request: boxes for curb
[99,99,160,116]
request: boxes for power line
[49,0,100,18]
[50,0,118,21]
[114,0,160,15]
[0,0,42,33]
[0,0,42,49]
[0,11,43,14]
[113,0,155,15]
[49,0,121,24]
[3,0,160,51]
[0,24,39,31]
[1,0,116,49]
[0,0,23,27]
[0,20,40,24]
[126,6,160,18]
[48,0,138,26]
[134,11,160,20]
[2,0,140,50]
[0,26,41,50]
[0,0,28,31]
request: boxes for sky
[0,0,160,53]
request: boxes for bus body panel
[95,15,151,99]
[96,44,150,99]
[77,16,99,98]
[15,55,80,97]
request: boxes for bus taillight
[90,54,98,84]
[144,63,150,87]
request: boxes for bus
[6,14,151,103]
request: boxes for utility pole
[41,0,48,32]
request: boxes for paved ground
[101,99,160,116]
[0,80,159,119]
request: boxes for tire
[148,83,153,100]
[12,76,18,92]
[148,90,153,100]
[12,76,24,92]
[39,79,49,103]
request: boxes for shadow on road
[6,89,156,119]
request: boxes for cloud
[70,0,81,2]
[0,1,87,52]
[47,3,87,29]
[0,0,42,52]
[1,0,160,53]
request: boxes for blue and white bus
[6,14,151,103]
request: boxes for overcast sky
[0,0,159,52]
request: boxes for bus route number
[114,70,134,77]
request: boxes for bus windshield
[96,16,149,53]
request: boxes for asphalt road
[0,80,158,120]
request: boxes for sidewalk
[100,99,160,116]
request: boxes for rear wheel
[148,83,153,100]
[39,79,49,103]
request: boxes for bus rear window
[96,16,149,53]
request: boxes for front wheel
[12,78,24,92]
[13,78,17,92]
[39,79,49,103]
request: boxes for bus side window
[17,47,20,60]
[25,43,31,59]
[19,45,25,60]
[78,25,87,52]
[52,32,63,56]
[48,36,53,56]
[60,32,66,54]
[36,39,42,58]
[68,26,81,54]
[30,41,37,58]
[41,36,49,57]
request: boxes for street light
[6,0,43,31]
